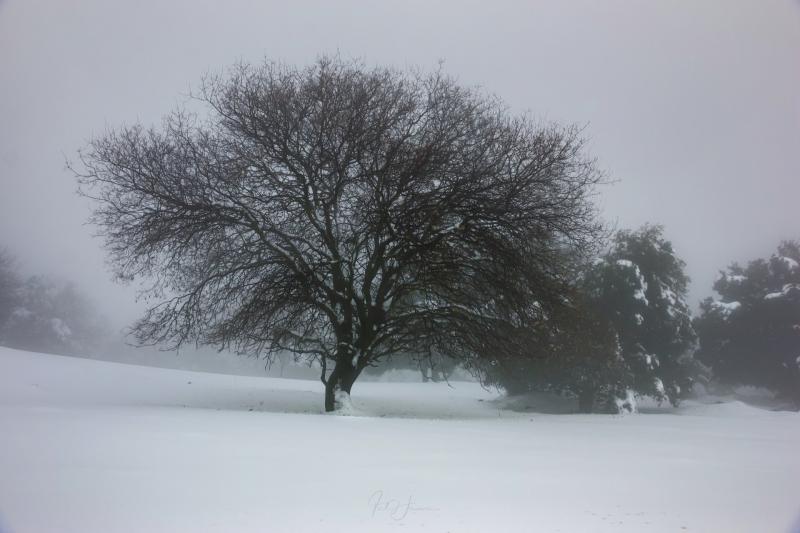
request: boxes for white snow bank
[711,300,741,316]
[614,388,638,414]
[764,283,800,300]
[615,260,649,304]
[332,390,359,416]
[777,255,799,270]
[676,399,780,418]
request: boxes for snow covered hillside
[1,347,798,533]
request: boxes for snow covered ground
[1,347,798,533]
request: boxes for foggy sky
[1,0,798,331]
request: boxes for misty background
[1,0,798,370]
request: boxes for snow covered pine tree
[479,225,699,413]
[544,225,697,413]
[695,241,800,407]
[594,225,699,409]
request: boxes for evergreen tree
[695,241,800,407]
[603,226,699,404]
[485,225,699,413]
[1,276,106,356]
[548,225,698,412]
[0,249,20,340]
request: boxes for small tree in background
[0,249,106,356]
[1,276,106,356]
[75,57,604,412]
[0,249,20,339]
[695,241,800,407]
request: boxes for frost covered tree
[599,225,699,406]
[1,276,105,356]
[487,225,698,413]
[695,241,800,406]
[75,57,603,411]
[0,249,20,339]
[0,248,106,356]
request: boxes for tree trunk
[324,361,360,412]
[577,388,595,413]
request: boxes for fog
[1,0,798,334]
[2,5,800,529]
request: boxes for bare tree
[75,57,603,411]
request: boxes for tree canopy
[76,57,603,411]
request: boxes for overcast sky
[1,0,798,330]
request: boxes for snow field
[1,347,798,532]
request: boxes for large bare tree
[76,57,602,411]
